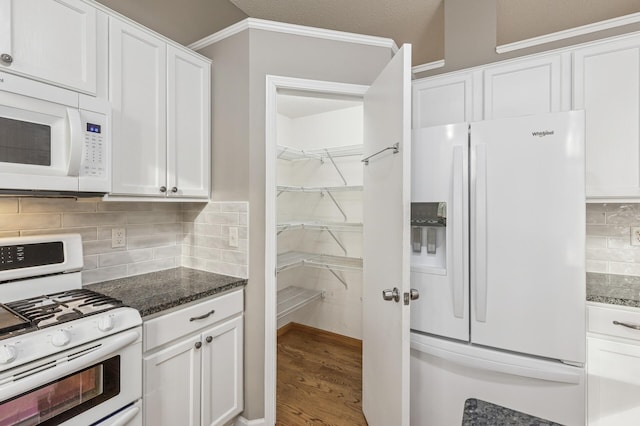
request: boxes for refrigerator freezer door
[470,111,586,364]
[411,123,469,341]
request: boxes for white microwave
[0,72,110,195]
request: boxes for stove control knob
[0,345,17,364]
[98,316,114,332]
[51,330,71,347]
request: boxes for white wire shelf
[277,221,362,233]
[277,286,324,320]
[277,251,362,289]
[277,185,363,193]
[277,144,363,161]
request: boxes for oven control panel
[81,118,106,179]
[0,241,64,271]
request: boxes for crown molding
[497,11,640,54]
[412,60,445,74]
[189,18,398,53]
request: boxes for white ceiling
[277,94,362,119]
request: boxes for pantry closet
[275,91,364,339]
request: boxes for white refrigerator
[409,111,586,425]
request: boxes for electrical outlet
[228,226,239,248]
[632,227,640,246]
[112,227,126,248]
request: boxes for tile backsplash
[0,198,248,284]
[587,203,640,276]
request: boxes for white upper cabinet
[483,54,568,120]
[573,35,640,199]
[109,18,167,196]
[167,45,211,199]
[109,16,211,200]
[412,71,475,129]
[0,0,99,94]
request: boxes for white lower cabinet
[143,290,244,426]
[588,304,640,425]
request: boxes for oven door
[0,89,83,192]
[0,327,141,426]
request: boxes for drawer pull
[190,309,215,322]
[613,320,640,330]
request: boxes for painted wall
[197,30,391,421]
[417,0,640,77]
[95,0,247,46]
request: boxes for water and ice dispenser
[411,202,446,272]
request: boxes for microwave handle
[66,108,83,176]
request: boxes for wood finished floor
[276,324,368,425]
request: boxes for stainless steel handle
[194,341,202,349]
[160,186,167,193]
[382,287,400,303]
[206,336,213,343]
[0,54,13,64]
[171,187,178,193]
[189,309,215,322]
[613,320,640,330]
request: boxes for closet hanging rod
[362,142,399,165]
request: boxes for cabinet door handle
[160,186,167,193]
[171,187,178,193]
[206,336,213,343]
[0,54,13,64]
[613,320,640,330]
[189,309,215,322]
[194,341,202,349]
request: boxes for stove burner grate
[5,289,124,328]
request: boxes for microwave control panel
[80,116,106,178]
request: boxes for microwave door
[0,92,80,191]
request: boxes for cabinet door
[574,37,640,199]
[144,334,202,426]
[166,46,211,199]
[109,17,167,196]
[483,54,565,120]
[588,336,640,425]
[0,0,97,93]
[201,315,243,426]
[412,72,474,128]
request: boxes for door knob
[159,186,167,193]
[171,186,178,193]
[0,54,13,64]
[382,287,400,303]
[410,289,420,300]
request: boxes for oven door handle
[0,329,139,403]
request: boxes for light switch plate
[229,227,239,248]
[631,227,640,246]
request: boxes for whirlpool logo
[532,130,554,137]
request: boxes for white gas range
[0,234,142,426]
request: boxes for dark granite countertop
[463,399,562,426]
[587,272,640,309]
[86,267,247,318]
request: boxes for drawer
[588,304,640,342]
[143,289,243,352]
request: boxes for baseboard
[277,322,295,337]
[234,416,266,426]
[280,322,363,350]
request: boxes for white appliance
[0,72,110,195]
[409,111,586,425]
[0,234,142,426]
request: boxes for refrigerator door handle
[452,146,465,318]
[474,143,488,322]
[410,338,582,385]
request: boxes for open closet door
[362,44,412,426]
